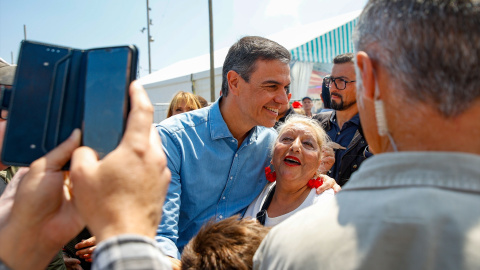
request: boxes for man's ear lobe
[356,52,376,100]
[227,70,241,96]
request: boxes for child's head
[181,216,270,270]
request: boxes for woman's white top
[244,182,335,227]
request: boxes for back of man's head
[354,0,480,117]
[221,36,291,97]
[181,216,270,270]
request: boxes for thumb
[40,129,81,171]
[70,146,100,178]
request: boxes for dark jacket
[274,106,296,130]
[313,111,371,186]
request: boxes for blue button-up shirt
[155,98,276,258]
[325,111,361,180]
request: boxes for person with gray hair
[244,115,335,227]
[156,36,339,266]
[254,1,480,269]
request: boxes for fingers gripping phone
[1,41,138,166]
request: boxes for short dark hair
[302,96,312,102]
[333,53,354,64]
[181,216,270,270]
[354,0,480,117]
[221,36,291,97]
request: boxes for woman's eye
[175,109,183,112]
[281,137,292,142]
[303,141,315,148]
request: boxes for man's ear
[227,70,241,96]
[356,52,376,100]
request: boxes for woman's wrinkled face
[273,123,322,185]
[172,101,196,116]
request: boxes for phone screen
[83,47,132,158]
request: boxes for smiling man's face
[236,59,291,128]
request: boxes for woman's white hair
[270,114,330,159]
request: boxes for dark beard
[331,96,357,111]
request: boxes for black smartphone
[1,41,138,166]
[83,47,135,158]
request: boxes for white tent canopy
[139,10,361,122]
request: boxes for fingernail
[70,129,81,140]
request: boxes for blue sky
[1,0,368,78]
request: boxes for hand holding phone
[1,41,138,166]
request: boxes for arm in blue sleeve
[155,125,182,259]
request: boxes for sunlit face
[237,59,291,128]
[273,123,322,185]
[330,63,357,111]
[171,101,196,116]
[302,99,313,110]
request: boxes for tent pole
[146,0,152,74]
[208,0,215,102]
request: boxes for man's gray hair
[354,0,480,117]
[221,36,291,97]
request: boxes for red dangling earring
[264,166,276,183]
[307,176,323,189]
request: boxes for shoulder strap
[256,185,276,226]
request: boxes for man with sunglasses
[313,53,370,186]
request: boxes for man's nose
[275,90,288,105]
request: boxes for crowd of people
[1,0,480,269]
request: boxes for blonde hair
[167,91,201,118]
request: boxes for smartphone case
[1,40,138,167]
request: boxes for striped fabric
[290,18,358,63]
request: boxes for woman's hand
[168,257,182,270]
[315,174,341,194]
[319,145,335,174]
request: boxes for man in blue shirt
[313,53,370,186]
[155,36,293,260]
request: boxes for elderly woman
[167,91,202,118]
[245,115,335,227]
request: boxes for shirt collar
[344,152,480,193]
[209,97,259,142]
[331,111,361,126]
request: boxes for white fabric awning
[138,10,361,87]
